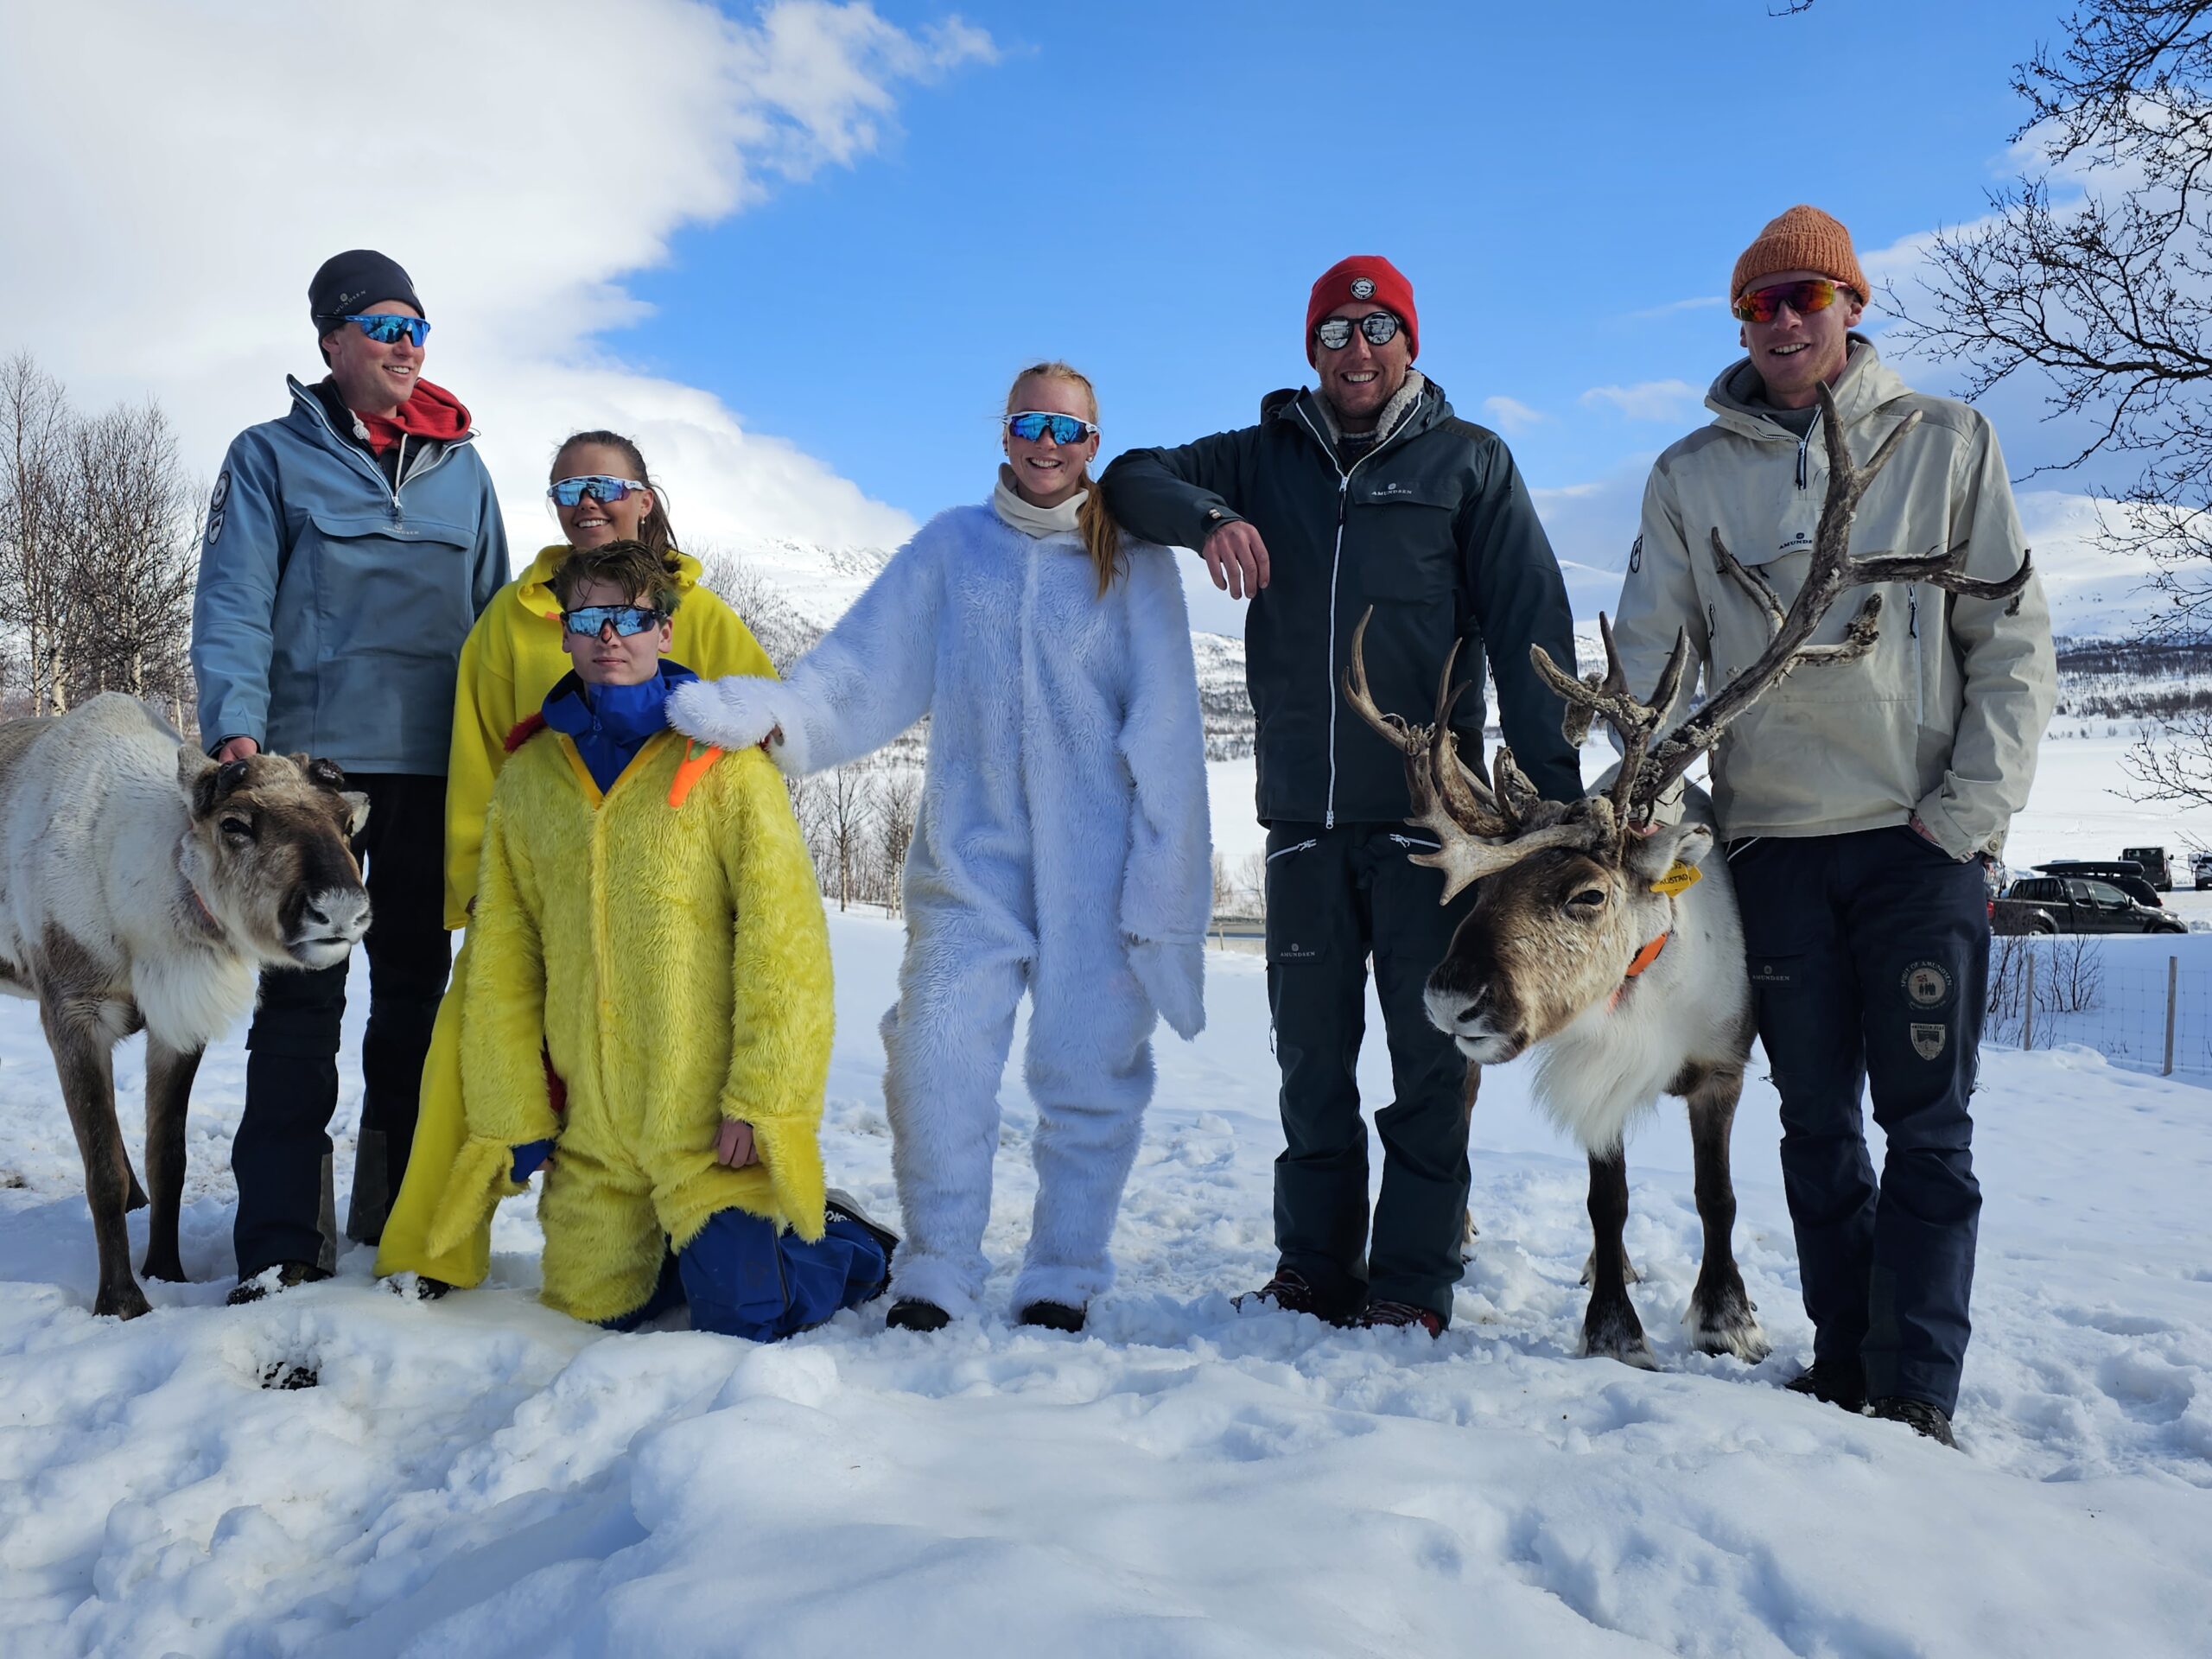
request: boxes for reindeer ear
[1625,819,1713,885]
[177,744,218,814]
[337,791,371,837]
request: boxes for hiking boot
[1870,1395,1957,1447]
[824,1189,899,1303]
[1234,1268,1361,1325]
[1355,1300,1445,1338]
[1017,1300,1085,1333]
[885,1297,951,1332]
[226,1262,331,1306]
[1784,1357,1868,1414]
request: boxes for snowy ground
[3,897,2210,1656]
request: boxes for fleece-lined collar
[991,463,1088,540]
[1307,369,1429,448]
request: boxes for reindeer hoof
[1581,1300,1658,1369]
[141,1255,188,1285]
[1688,1276,1771,1363]
[94,1281,152,1320]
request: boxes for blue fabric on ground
[675,1208,889,1341]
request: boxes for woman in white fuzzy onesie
[669,361,1211,1333]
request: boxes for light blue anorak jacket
[190,376,509,773]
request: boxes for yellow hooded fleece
[424,728,834,1324]
[375,546,776,1287]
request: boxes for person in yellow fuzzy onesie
[423,539,893,1334]
[373,429,777,1290]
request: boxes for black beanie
[308,250,423,329]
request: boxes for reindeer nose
[1452,987,1491,1026]
[305,888,372,943]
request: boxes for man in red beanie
[1610,206,2056,1445]
[1103,256,1579,1337]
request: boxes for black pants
[1729,826,1988,1416]
[232,772,451,1279]
[1263,822,1476,1322]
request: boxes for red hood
[357,378,472,453]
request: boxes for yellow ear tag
[1650,861,1703,897]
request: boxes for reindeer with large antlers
[1344,382,2032,1367]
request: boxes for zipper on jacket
[1267,836,1320,862]
[1796,426,1810,491]
[1291,395,1425,831]
[1386,833,1440,852]
[290,378,474,520]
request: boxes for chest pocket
[1352,478,1459,606]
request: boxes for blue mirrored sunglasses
[1004,410,1098,444]
[548,474,648,507]
[338,314,431,347]
[560,603,664,638]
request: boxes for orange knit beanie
[1730,206,1868,306]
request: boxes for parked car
[1993,875,2189,936]
[2192,849,2212,891]
[2035,861,2163,908]
[2121,845,2174,890]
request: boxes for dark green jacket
[1101,377,1580,825]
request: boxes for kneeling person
[425,540,889,1335]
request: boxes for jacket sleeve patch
[204,469,231,549]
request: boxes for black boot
[1784,1357,1867,1414]
[1870,1395,1957,1447]
[227,1261,333,1306]
[1017,1300,1085,1332]
[886,1298,950,1332]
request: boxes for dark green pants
[1263,822,1476,1322]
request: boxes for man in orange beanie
[1609,206,2056,1446]
[1102,256,1580,1338]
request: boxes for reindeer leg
[41,1001,148,1320]
[1682,1065,1770,1362]
[140,1038,200,1285]
[1580,1146,1655,1369]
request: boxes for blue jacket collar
[543,661,699,792]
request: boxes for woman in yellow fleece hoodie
[424,540,887,1332]
[373,431,776,1287]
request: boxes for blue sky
[11,0,2112,640]
[620,0,2058,534]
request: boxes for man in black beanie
[192,250,510,1300]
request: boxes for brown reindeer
[0,695,370,1319]
[1345,383,2032,1366]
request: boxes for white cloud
[1626,296,1726,320]
[1479,396,1548,435]
[0,1,995,556]
[1579,379,1703,423]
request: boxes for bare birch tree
[0,354,73,715]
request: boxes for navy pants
[233,773,451,1279]
[1263,822,1477,1324]
[1729,827,1987,1416]
[606,1210,891,1340]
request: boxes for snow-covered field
[3,887,2210,1655]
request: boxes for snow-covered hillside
[1,905,2207,1656]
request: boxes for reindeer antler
[1529,613,1689,841]
[1344,609,1600,898]
[1541,381,2035,829]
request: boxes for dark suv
[2036,861,2162,907]
[1995,875,2189,936]
[2121,846,2174,891]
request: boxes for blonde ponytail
[1009,360,1122,597]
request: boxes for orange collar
[1606,931,1670,1012]
[1623,931,1669,980]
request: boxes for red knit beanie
[1306,256,1418,364]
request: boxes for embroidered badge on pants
[1910,1022,1948,1061]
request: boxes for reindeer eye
[220,816,255,841]
[1568,887,1608,908]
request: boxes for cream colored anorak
[1611,340,2056,858]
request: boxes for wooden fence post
[2166,955,2180,1078]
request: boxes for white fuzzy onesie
[669,496,1212,1318]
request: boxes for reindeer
[1344,383,2032,1368]
[0,695,371,1319]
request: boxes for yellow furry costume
[423,725,834,1323]
[374,546,776,1286]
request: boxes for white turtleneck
[991,462,1086,539]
